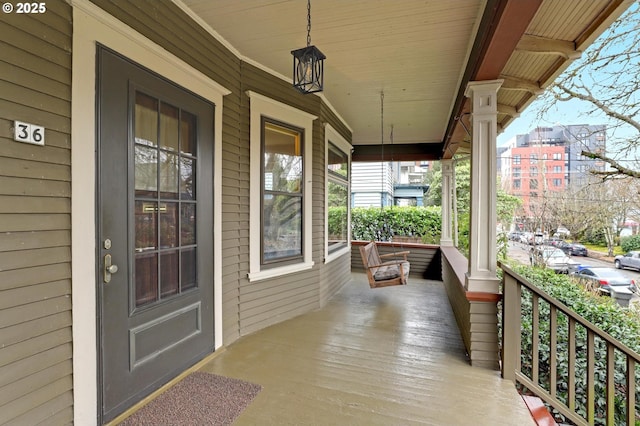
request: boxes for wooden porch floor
[197,273,535,425]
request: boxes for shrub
[511,265,640,425]
[583,227,607,246]
[351,206,441,242]
[621,234,640,252]
[327,206,347,240]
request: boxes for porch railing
[501,263,639,425]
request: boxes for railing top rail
[351,240,440,250]
[501,262,640,362]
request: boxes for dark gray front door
[97,47,214,422]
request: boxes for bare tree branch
[556,84,640,132]
[580,150,640,179]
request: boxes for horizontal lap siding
[4,0,353,421]
[221,126,246,342]
[441,254,472,354]
[238,63,322,336]
[312,118,325,261]
[312,118,327,302]
[320,102,351,143]
[0,2,73,424]
[88,1,353,346]
[320,256,351,305]
[319,102,353,304]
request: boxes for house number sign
[14,120,45,146]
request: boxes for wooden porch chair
[359,241,410,288]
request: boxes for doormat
[119,372,262,426]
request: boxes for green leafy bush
[328,206,348,240]
[621,234,640,252]
[583,227,607,246]
[350,206,441,243]
[511,265,640,425]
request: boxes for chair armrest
[379,251,410,260]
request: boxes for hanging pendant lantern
[292,0,325,94]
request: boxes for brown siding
[237,63,322,335]
[0,3,73,424]
[318,102,353,305]
[320,255,351,305]
[87,1,353,346]
[312,118,326,261]
[320,102,351,142]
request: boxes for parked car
[530,246,579,274]
[532,233,545,245]
[553,227,571,238]
[614,251,640,271]
[570,243,588,256]
[543,237,563,247]
[573,266,637,296]
[522,232,544,245]
[508,231,523,242]
[557,242,588,256]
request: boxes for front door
[97,47,215,422]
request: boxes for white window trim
[246,91,316,281]
[324,124,352,263]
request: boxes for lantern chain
[380,91,384,148]
[380,91,385,208]
[306,0,312,47]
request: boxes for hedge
[511,265,640,425]
[621,234,640,252]
[350,206,441,243]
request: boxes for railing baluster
[550,305,557,399]
[605,343,615,425]
[587,330,595,424]
[568,318,576,413]
[627,357,636,426]
[532,293,540,386]
[499,265,640,426]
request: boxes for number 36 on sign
[14,121,45,146]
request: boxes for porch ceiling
[180,0,632,160]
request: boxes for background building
[499,124,606,219]
[351,161,429,207]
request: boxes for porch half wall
[441,246,500,369]
[350,242,501,369]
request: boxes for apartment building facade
[499,124,606,218]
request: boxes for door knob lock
[104,253,119,283]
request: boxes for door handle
[104,253,119,283]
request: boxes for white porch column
[464,80,503,293]
[440,159,454,247]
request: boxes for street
[507,241,640,306]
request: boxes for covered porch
[2,0,636,424]
[116,271,535,425]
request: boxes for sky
[495,95,621,147]
[497,2,639,149]
[496,98,594,146]
[496,87,638,168]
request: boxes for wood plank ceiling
[179,0,633,160]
